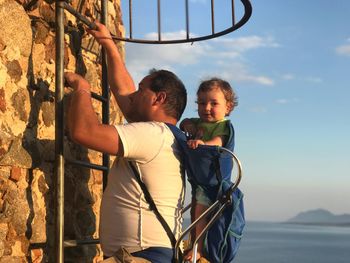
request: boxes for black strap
[128,161,183,262]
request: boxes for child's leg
[185,202,209,260]
[193,203,209,254]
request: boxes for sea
[183,219,350,263]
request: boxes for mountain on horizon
[287,208,350,226]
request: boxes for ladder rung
[65,91,108,103]
[29,242,46,249]
[91,91,108,103]
[30,238,100,248]
[62,2,97,30]
[67,159,109,171]
[64,238,100,247]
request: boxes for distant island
[286,209,350,227]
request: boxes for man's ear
[154,91,167,105]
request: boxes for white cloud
[336,44,350,56]
[280,74,322,84]
[126,31,210,82]
[125,32,278,86]
[198,62,274,86]
[305,76,322,83]
[276,99,288,104]
[281,74,295,80]
[232,74,274,86]
[249,106,267,113]
[275,98,300,105]
[213,35,280,52]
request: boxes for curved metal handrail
[175,151,243,262]
[113,0,252,44]
[63,0,252,45]
[219,147,243,192]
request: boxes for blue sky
[120,0,350,221]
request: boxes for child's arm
[202,135,225,146]
[187,135,227,149]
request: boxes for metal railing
[64,0,252,44]
[175,149,243,263]
[118,0,252,44]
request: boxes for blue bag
[167,122,245,263]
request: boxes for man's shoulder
[119,121,166,128]
[116,121,172,138]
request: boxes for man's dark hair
[148,69,187,120]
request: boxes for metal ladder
[54,1,109,262]
[50,1,252,262]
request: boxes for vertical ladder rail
[211,0,215,34]
[185,0,190,40]
[157,0,161,41]
[101,0,110,190]
[129,0,133,39]
[231,0,236,25]
[54,1,65,262]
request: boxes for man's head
[128,69,187,123]
[148,69,187,120]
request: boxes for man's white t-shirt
[100,122,185,257]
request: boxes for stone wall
[0,0,124,262]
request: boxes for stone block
[5,194,29,236]
[30,248,43,263]
[5,60,22,83]
[33,20,50,44]
[0,88,5,112]
[10,167,22,182]
[11,88,29,122]
[0,138,32,168]
[0,256,26,263]
[0,0,32,57]
[41,101,54,127]
[10,240,26,257]
[39,2,55,24]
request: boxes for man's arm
[87,22,135,121]
[65,72,123,156]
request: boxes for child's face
[197,88,230,123]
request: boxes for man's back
[100,122,185,257]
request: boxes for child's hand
[187,139,205,149]
[180,119,197,139]
[86,21,113,47]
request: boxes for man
[65,22,187,263]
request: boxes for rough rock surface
[0,0,124,261]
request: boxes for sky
[119,0,350,221]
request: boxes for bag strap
[128,161,182,262]
[165,123,187,147]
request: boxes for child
[180,78,238,261]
